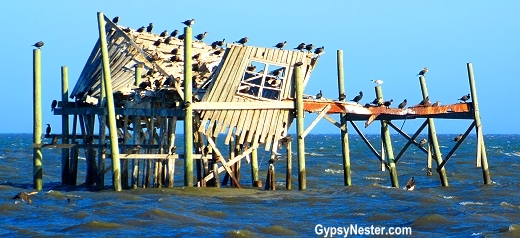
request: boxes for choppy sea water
[0,133,519,237]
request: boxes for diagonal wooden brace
[205,136,241,188]
[300,104,331,139]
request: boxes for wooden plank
[119,153,211,159]
[224,98,246,145]
[201,145,256,182]
[233,98,254,141]
[192,101,294,110]
[205,136,241,188]
[251,110,268,148]
[301,104,331,138]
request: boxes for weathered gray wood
[205,136,241,188]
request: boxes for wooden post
[97,73,106,189]
[251,147,260,187]
[183,26,194,187]
[213,163,220,188]
[132,65,142,188]
[97,12,122,191]
[467,63,491,184]
[294,63,306,190]
[61,66,70,185]
[286,139,292,190]
[32,48,43,191]
[134,64,142,87]
[167,117,177,187]
[122,115,129,189]
[337,50,352,186]
[70,115,79,185]
[375,86,399,187]
[419,76,449,186]
[264,164,275,190]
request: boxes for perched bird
[383,99,394,108]
[112,16,119,24]
[139,80,151,90]
[398,99,407,109]
[153,79,162,89]
[195,31,209,42]
[12,191,38,205]
[51,136,59,145]
[213,48,224,56]
[236,37,248,46]
[51,100,57,111]
[160,30,168,37]
[419,138,427,146]
[192,53,201,60]
[372,97,383,106]
[130,145,141,154]
[295,43,306,51]
[432,101,441,106]
[453,134,463,142]
[275,41,287,49]
[216,39,225,47]
[177,34,185,40]
[164,36,173,44]
[271,68,282,77]
[170,48,179,55]
[32,41,44,49]
[170,30,179,37]
[350,91,363,104]
[458,94,470,102]
[417,67,428,76]
[136,26,145,33]
[316,90,323,100]
[203,145,210,157]
[46,124,52,136]
[405,177,416,191]
[146,23,154,33]
[314,46,325,55]
[338,93,346,101]
[419,96,431,106]
[122,27,131,33]
[170,146,177,155]
[268,153,281,164]
[246,64,256,72]
[427,168,433,176]
[305,44,314,52]
[371,79,383,85]
[182,19,195,27]
[153,39,162,47]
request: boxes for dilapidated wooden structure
[31,12,490,192]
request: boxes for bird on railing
[417,67,428,76]
[51,100,57,111]
[419,138,427,146]
[275,41,287,49]
[453,134,463,142]
[458,94,470,102]
[170,146,177,155]
[405,177,416,190]
[419,96,431,106]
[398,99,407,109]
[372,97,383,106]
[316,90,323,100]
[51,136,59,145]
[112,16,119,24]
[295,43,306,51]
[12,191,38,205]
[146,23,154,33]
[45,124,52,137]
[236,37,248,46]
[32,41,44,49]
[182,19,195,27]
[432,101,441,106]
[383,99,393,108]
[195,32,209,42]
[350,91,363,104]
[170,30,179,38]
[338,93,346,101]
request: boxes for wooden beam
[300,105,331,139]
[436,121,476,172]
[322,114,346,132]
[191,101,295,110]
[119,153,211,160]
[349,121,389,170]
[388,120,429,163]
[205,136,241,188]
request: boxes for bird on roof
[153,79,162,89]
[122,27,131,33]
[46,124,51,137]
[350,91,363,104]
[139,80,151,90]
[398,99,407,109]
[338,93,346,101]
[419,96,431,106]
[153,39,161,47]
[295,43,306,51]
[112,16,119,24]
[246,64,256,72]
[383,99,393,108]
[275,41,287,49]
[146,23,154,33]
[236,37,248,46]
[211,41,220,49]
[419,138,427,146]
[213,48,224,56]
[32,41,44,49]
[316,90,323,100]
[170,30,179,37]
[417,67,428,76]
[432,101,441,106]
[371,79,383,85]
[178,34,185,40]
[453,134,463,142]
[192,53,201,60]
[195,32,209,42]
[305,44,314,52]
[182,19,195,27]
[372,97,383,106]
[12,191,38,205]
[170,48,179,55]
[160,30,168,37]
[314,46,325,56]
[458,94,470,102]
[51,136,59,145]
[51,100,57,111]
[216,39,225,47]
[164,36,173,44]
[405,177,416,191]
[271,68,283,77]
[137,26,145,33]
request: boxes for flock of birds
[314,67,472,110]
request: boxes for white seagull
[371,79,384,85]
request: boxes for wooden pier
[31,12,490,191]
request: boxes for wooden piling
[294,63,306,190]
[32,48,43,191]
[336,50,352,186]
[167,117,177,188]
[97,74,106,189]
[132,64,142,188]
[70,115,79,185]
[251,147,260,187]
[466,63,491,184]
[183,26,194,187]
[265,164,275,190]
[61,66,70,185]
[375,86,399,187]
[286,139,292,190]
[419,76,449,186]
[97,12,122,191]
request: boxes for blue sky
[1,1,518,134]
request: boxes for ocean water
[0,133,519,237]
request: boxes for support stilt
[183,26,194,187]
[294,63,306,190]
[336,50,352,186]
[375,86,399,187]
[251,146,261,187]
[33,48,43,191]
[61,66,70,185]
